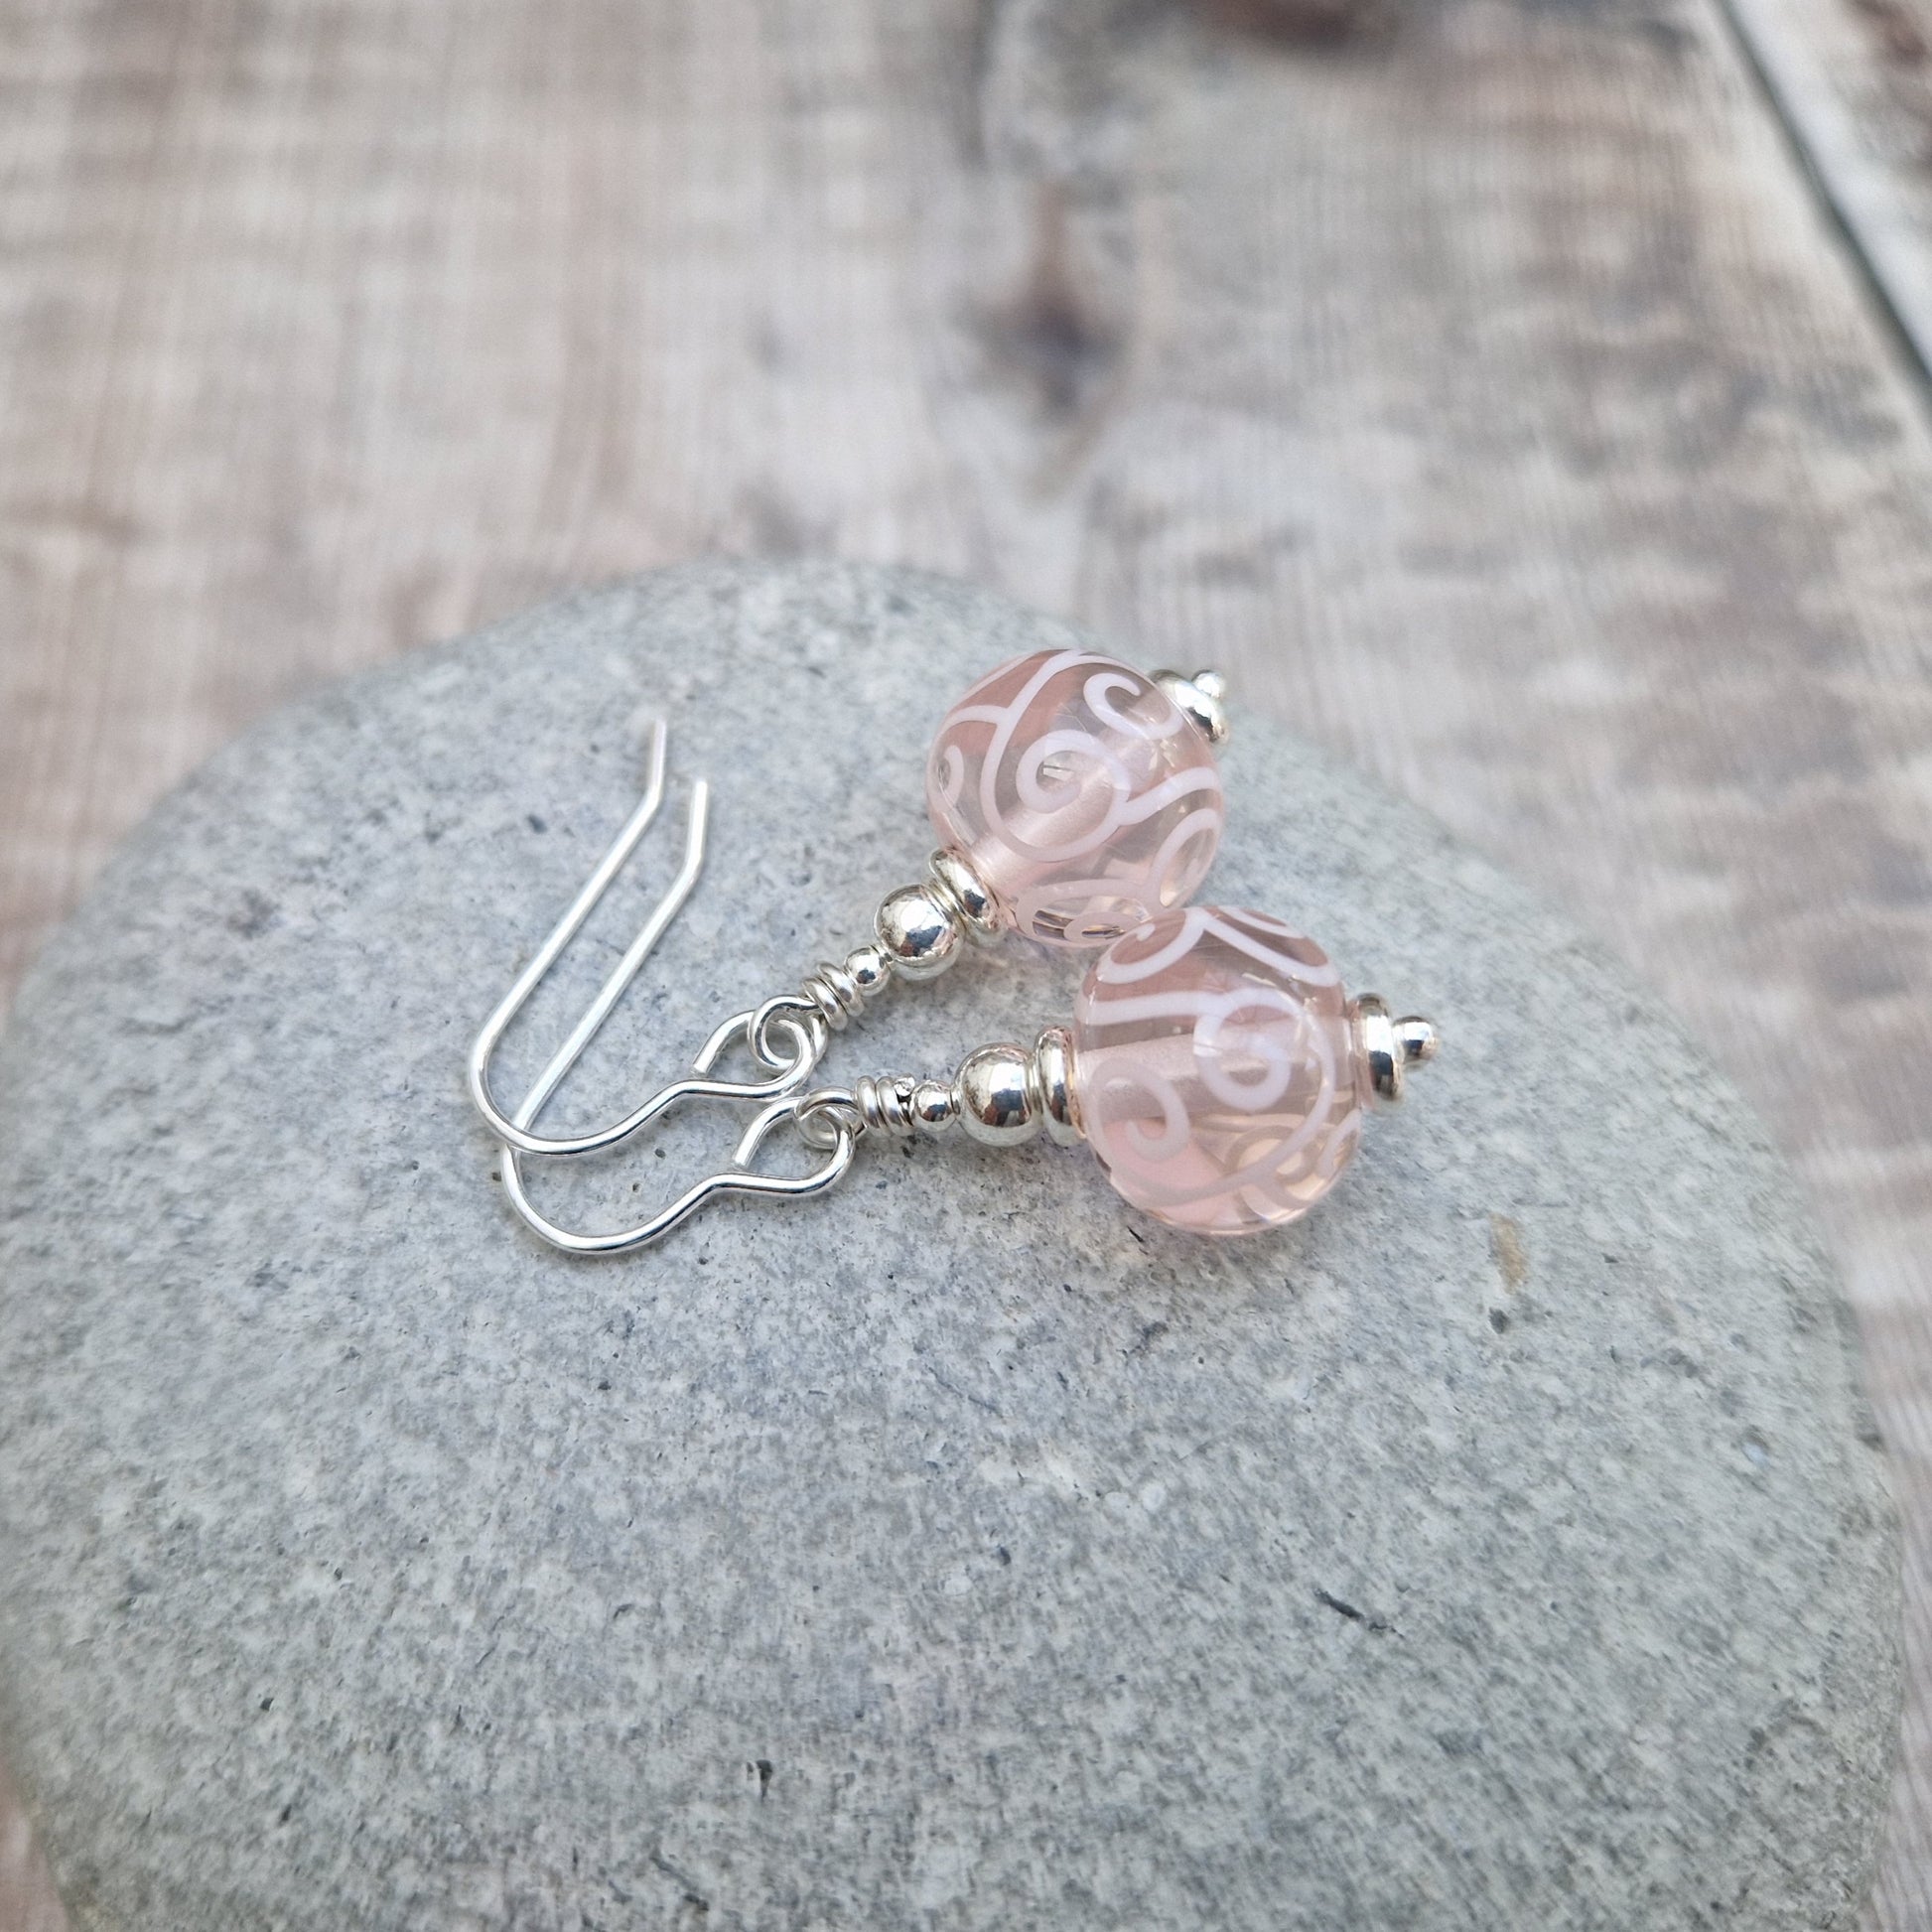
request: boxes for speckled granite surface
[0,563,1900,1928]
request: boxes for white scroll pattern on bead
[1072,907,1364,1235]
[926,648,1224,947]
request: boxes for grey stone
[0,561,1900,1930]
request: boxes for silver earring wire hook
[470,719,846,1253]
[470,718,690,1150]
[460,718,854,1254]
[468,721,819,1164]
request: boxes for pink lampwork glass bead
[925,648,1224,948]
[1070,906,1366,1236]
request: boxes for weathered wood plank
[1724,0,1932,375]
[3,1,1931,1925]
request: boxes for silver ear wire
[474,719,689,1150]
[468,722,822,1162]
[469,720,860,1251]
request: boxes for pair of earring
[469,648,1438,1254]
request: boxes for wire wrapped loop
[753,994,830,1074]
[798,942,896,1033]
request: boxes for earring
[494,903,1438,1255]
[468,651,1437,1255]
[469,648,1232,1164]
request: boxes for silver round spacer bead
[926,847,1005,944]
[1030,1026,1084,1147]
[875,882,965,982]
[910,1078,957,1135]
[1153,666,1232,748]
[952,1042,1042,1147]
[845,941,895,999]
[1395,1014,1441,1066]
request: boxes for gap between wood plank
[1713,0,1932,405]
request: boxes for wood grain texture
[2,0,1930,1924]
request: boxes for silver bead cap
[926,847,1005,943]
[1153,667,1232,748]
[1032,1026,1085,1147]
[1351,994,1441,1105]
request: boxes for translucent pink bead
[926,648,1223,948]
[1070,907,1366,1235]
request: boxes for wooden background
[2,0,1930,1923]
